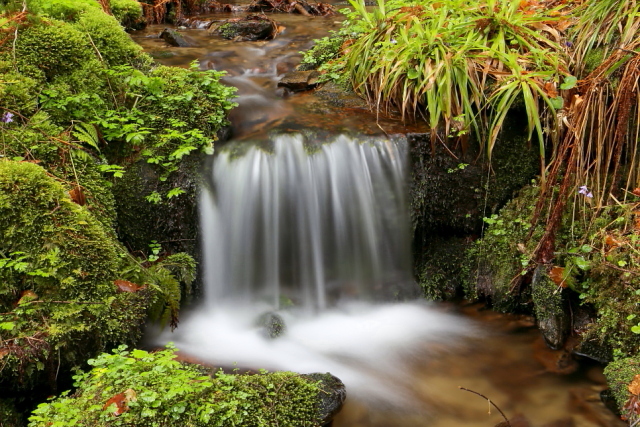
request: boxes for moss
[25,0,101,21]
[0,160,148,392]
[12,18,97,82]
[0,64,39,116]
[416,236,470,301]
[108,0,144,30]
[73,8,151,69]
[28,345,323,427]
[583,46,606,76]
[604,356,640,410]
[464,185,542,312]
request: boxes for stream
[132,7,625,427]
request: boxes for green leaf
[574,256,590,270]
[0,322,15,330]
[580,244,592,253]
[131,349,149,359]
[407,68,420,79]
[560,75,577,90]
[550,96,564,109]
[632,325,640,334]
[167,188,186,199]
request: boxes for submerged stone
[278,70,320,92]
[160,28,192,47]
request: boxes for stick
[459,386,511,426]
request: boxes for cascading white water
[201,134,414,312]
[158,134,475,405]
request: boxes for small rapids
[156,134,476,406]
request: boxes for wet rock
[314,81,368,109]
[159,28,192,47]
[216,15,279,41]
[176,17,214,29]
[572,338,613,363]
[277,70,320,92]
[532,264,569,350]
[600,389,621,417]
[257,312,286,339]
[301,373,346,425]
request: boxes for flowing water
[138,10,625,427]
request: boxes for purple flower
[1,112,13,123]
[578,185,593,198]
[565,41,574,48]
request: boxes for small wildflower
[1,112,14,123]
[390,38,397,44]
[578,185,593,198]
[564,41,574,48]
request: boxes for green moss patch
[29,345,322,427]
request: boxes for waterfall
[200,134,414,312]
[157,134,474,405]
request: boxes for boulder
[257,312,287,339]
[278,70,320,92]
[301,373,346,426]
[216,15,278,41]
[532,265,569,350]
[160,28,192,47]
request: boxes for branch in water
[458,386,511,427]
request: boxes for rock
[216,15,279,41]
[257,312,286,339]
[600,389,621,417]
[532,264,569,350]
[572,338,613,363]
[159,28,192,47]
[301,373,346,425]
[277,70,320,92]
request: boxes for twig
[459,386,510,427]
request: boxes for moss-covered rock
[0,160,149,393]
[13,18,97,82]
[109,0,145,30]
[28,345,326,427]
[604,356,640,416]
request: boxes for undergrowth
[28,344,322,427]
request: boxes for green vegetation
[0,0,234,415]
[29,344,322,427]
[0,160,195,392]
[604,355,640,423]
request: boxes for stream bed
[133,8,625,427]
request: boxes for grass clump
[321,0,571,162]
[28,344,322,427]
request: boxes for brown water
[133,13,625,427]
[130,10,428,139]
